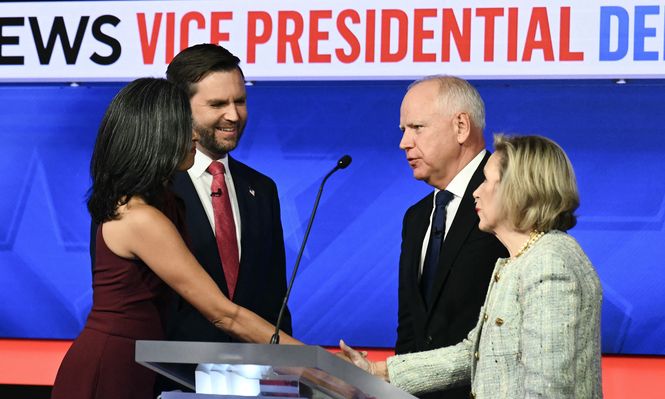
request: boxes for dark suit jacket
[396,152,508,399]
[89,156,291,342]
[167,156,291,342]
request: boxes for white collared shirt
[419,150,486,275]
[187,149,242,259]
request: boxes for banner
[1,0,664,81]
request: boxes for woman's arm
[103,202,301,345]
[385,321,475,395]
[339,316,480,395]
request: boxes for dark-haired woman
[51,78,300,399]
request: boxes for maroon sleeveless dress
[52,193,185,399]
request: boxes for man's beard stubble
[194,121,243,157]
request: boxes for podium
[136,340,416,398]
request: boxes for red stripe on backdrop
[0,339,71,385]
[1,339,663,397]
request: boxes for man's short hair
[166,43,243,98]
[410,75,486,131]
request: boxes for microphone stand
[270,155,351,344]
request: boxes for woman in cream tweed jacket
[341,135,603,398]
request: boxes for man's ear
[454,112,471,144]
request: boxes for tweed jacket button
[495,317,504,326]
[474,351,479,360]
[483,313,488,321]
[494,273,500,282]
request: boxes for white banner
[0,0,663,81]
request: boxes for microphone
[270,155,352,344]
[211,188,222,197]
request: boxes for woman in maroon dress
[52,78,300,399]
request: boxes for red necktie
[207,161,240,300]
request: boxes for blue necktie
[421,190,454,306]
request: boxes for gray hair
[409,75,486,131]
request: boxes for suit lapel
[172,171,229,294]
[172,171,215,245]
[227,157,252,288]
[426,152,491,313]
[407,194,435,311]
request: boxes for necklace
[494,231,545,282]
[513,230,545,260]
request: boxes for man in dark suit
[396,76,508,399]
[163,44,291,343]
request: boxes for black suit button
[425,336,433,345]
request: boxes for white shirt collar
[421,150,486,273]
[435,149,486,199]
[189,150,230,178]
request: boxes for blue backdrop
[0,79,663,355]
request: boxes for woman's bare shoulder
[103,198,177,257]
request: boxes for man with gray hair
[396,76,507,399]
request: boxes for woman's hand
[338,340,389,381]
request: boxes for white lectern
[136,340,416,398]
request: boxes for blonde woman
[342,134,602,398]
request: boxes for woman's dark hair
[87,78,192,223]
